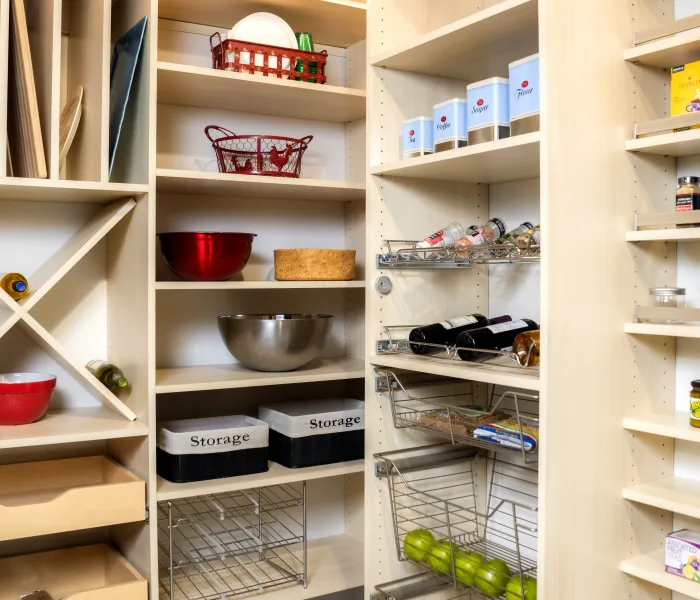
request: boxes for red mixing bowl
[0,373,56,426]
[158,232,257,281]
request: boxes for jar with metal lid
[676,176,700,227]
[690,380,700,428]
[649,287,686,308]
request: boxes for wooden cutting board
[8,0,47,179]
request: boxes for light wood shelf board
[627,228,700,242]
[624,411,700,443]
[625,322,700,338]
[21,198,136,310]
[624,29,700,69]
[371,132,540,184]
[0,178,149,203]
[369,0,538,80]
[621,549,700,598]
[155,280,366,290]
[0,311,19,341]
[623,477,700,519]
[369,355,540,391]
[157,62,366,123]
[157,0,366,48]
[157,459,365,501]
[156,357,365,394]
[626,129,700,157]
[156,169,366,201]
[0,407,149,449]
[17,314,137,421]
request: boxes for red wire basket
[210,32,328,84]
[205,126,313,178]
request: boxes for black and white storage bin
[258,399,365,469]
[157,416,269,483]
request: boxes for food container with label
[509,53,540,136]
[666,529,700,582]
[432,98,468,152]
[402,117,433,159]
[157,416,269,483]
[466,77,510,145]
[259,399,365,468]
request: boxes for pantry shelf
[623,411,700,443]
[627,228,700,242]
[621,549,700,599]
[624,27,700,69]
[157,62,366,123]
[370,132,540,184]
[156,357,365,394]
[369,0,538,80]
[155,281,366,290]
[623,477,700,520]
[626,128,700,157]
[157,459,364,501]
[625,322,700,338]
[0,407,149,450]
[158,0,366,48]
[0,178,149,203]
[155,169,366,202]
[369,354,540,392]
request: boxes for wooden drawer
[0,544,147,600]
[0,456,145,541]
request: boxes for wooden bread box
[274,249,356,281]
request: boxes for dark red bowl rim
[157,232,258,238]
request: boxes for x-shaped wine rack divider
[0,198,138,421]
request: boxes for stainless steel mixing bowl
[217,314,334,372]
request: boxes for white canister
[433,98,468,152]
[466,77,510,145]
[402,117,434,159]
[509,53,540,135]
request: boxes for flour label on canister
[466,78,510,131]
[509,54,540,121]
[440,315,479,330]
[433,99,468,144]
[486,320,527,334]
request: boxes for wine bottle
[409,314,512,355]
[456,319,539,362]
[0,272,28,301]
[514,330,540,367]
[86,360,129,390]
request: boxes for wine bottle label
[486,319,527,334]
[440,315,479,329]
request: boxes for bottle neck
[108,373,128,388]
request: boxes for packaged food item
[454,218,507,257]
[433,98,468,152]
[515,225,541,249]
[466,77,510,145]
[473,416,539,451]
[402,116,433,159]
[690,380,700,428]
[496,222,534,245]
[676,177,700,226]
[666,529,700,582]
[672,61,700,132]
[416,405,510,438]
[509,53,540,136]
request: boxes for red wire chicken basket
[205,126,313,178]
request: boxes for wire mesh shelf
[158,484,307,599]
[376,239,540,269]
[376,370,539,463]
[374,444,538,599]
[377,325,540,375]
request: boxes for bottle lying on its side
[456,319,539,362]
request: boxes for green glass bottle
[295,32,317,83]
[86,360,129,390]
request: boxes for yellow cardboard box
[672,61,700,130]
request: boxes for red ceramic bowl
[158,232,257,281]
[0,373,56,426]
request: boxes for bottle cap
[692,380,700,389]
[679,176,700,185]
[117,377,128,388]
[12,281,27,293]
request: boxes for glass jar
[676,176,700,227]
[649,287,686,308]
[690,380,700,428]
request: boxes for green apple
[403,528,435,563]
[426,540,459,575]
[474,559,513,597]
[454,551,486,586]
[505,574,538,600]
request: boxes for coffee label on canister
[433,100,468,144]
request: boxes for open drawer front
[0,544,147,600]
[0,456,145,541]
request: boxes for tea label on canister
[402,117,433,158]
[466,77,510,132]
[509,54,540,122]
[433,99,468,145]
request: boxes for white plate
[230,12,297,49]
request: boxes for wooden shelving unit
[624,476,700,519]
[624,411,700,443]
[627,227,700,242]
[625,322,700,338]
[621,550,700,599]
[626,128,700,157]
[156,280,366,290]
